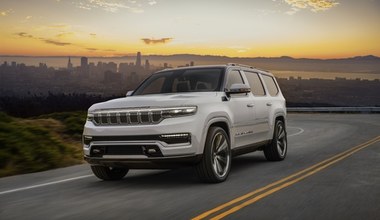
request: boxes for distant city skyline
[1,55,379,107]
[1,54,379,81]
[1,0,379,58]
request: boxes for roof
[155,64,273,76]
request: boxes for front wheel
[91,166,129,181]
[195,127,231,183]
[264,120,287,161]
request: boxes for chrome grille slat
[148,111,153,123]
[126,112,131,124]
[116,113,121,124]
[107,113,111,124]
[137,111,142,124]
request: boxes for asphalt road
[1,114,379,220]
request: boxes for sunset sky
[0,0,379,58]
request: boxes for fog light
[90,146,105,157]
[147,148,157,154]
[142,146,163,157]
[159,133,191,144]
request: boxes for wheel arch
[275,115,286,126]
[209,121,230,139]
[199,117,232,154]
[268,112,287,139]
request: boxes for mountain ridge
[1,54,379,61]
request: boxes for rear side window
[244,71,266,96]
[261,75,279,96]
[225,70,244,90]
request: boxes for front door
[225,69,256,148]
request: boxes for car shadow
[86,152,269,189]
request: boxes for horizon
[1,0,380,58]
[1,53,379,60]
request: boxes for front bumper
[84,154,202,169]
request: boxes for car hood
[89,92,219,111]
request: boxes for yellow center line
[192,135,380,220]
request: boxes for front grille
[92,110,163,126]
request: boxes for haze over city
[1,0,380,58]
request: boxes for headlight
[161,106,197,118]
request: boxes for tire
[264,120,287,161]
[91,166,129,181]
[195,127,231,183]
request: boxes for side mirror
[225,83,251,96]
[126,91,134,97]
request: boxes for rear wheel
[91,166,129,180]
[264,120,287,161]
[195,127,231,183]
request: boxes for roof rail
[227,63,255,69]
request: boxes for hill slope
[0,112,85,177]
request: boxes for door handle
[266,103,272,106]
[247,103,255,107]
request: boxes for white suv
[83,64,287,183]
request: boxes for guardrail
[287,107,380,113]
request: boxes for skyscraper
[81,57,89,78]
[145,59,150,70]
[67,57,73,71]
[136,52,141,67]
[81,57,88,68]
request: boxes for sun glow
[0,0,379,58]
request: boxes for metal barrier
[287,107,380,113]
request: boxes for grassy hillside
[0,112,86,177]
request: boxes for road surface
[1,114,379,220]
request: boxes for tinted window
[137,74,166,95]
[244,71,266,96]
[261,74,279,96]
[225,70,244,90]
[133,68,224,95]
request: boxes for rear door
[260,74,282,139]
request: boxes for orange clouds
[15,32,71,46]
[72,0,157,13]
[0,9,13,16]
[141,38,173,45]
[285,0,339,14]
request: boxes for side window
[261,74,279,96]
[244,71,266,96]
[225,70,244,90]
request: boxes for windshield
[133,68,225,95]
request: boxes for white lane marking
[0,174,93,196]
[287,126,304,137]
